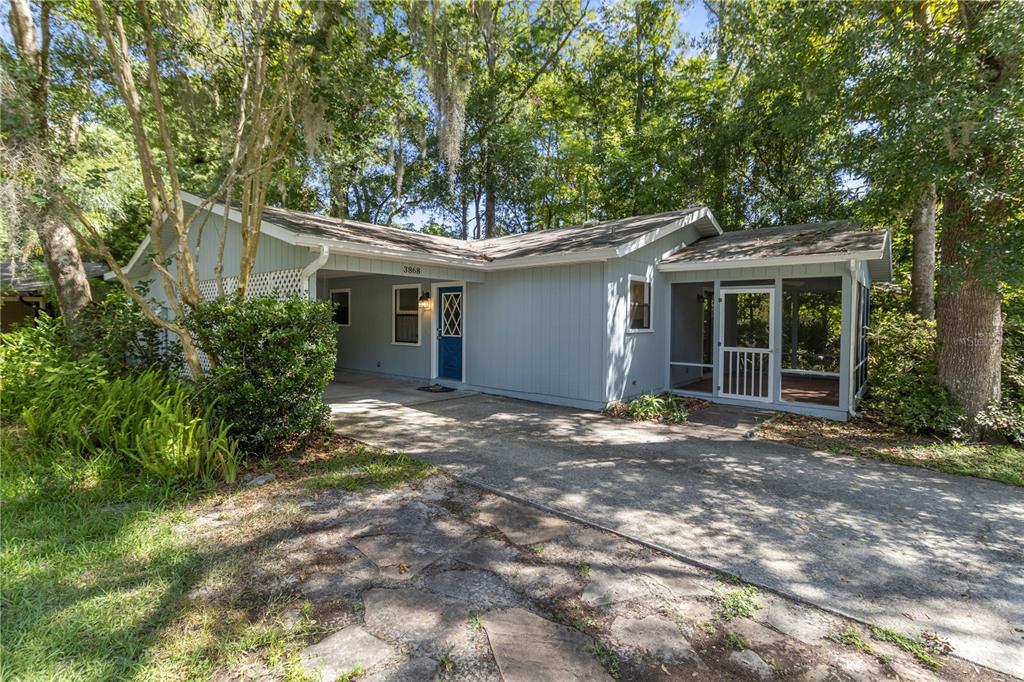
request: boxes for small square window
[331,289,350,326]
[629,276,651,331]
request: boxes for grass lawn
[757,414,1024,487]
[0,428,432,681]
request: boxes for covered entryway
[315,269,471,385]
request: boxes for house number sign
[402,264,422,275]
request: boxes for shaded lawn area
[757,414,1024,487]
[0,428,433,681]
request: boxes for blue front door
[437,286,463,381]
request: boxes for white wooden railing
[720,347,772,401]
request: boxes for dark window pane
[332,291,349,325]
[395,313,418,343]
[396,287,418,312]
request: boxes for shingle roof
[660,221,887,266]
[257,204,713,262]
[1,261,108,294]
[259,205,483,260]
[475,209,706,260]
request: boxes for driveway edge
[442,470,1016,680]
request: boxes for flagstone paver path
[188,473,1010,681]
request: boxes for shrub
[862,312,961,435]
[1,322,238,484]
[0,312,69,416]
[606,392,690,424]
[71,285,181,375]
[186,294,336,455]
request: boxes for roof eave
[656,248,887,273]
[614,207,720,259]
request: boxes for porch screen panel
[669,282,714,394]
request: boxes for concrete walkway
[326,377,1024,678]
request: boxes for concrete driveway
[327,375,1024,678]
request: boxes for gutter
[300,244,329,298]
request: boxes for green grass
[758,414,1024,487]
[723,632,747,651]
[586,641,621,679]
[0,428,425,681]
[720,585,762,620]
[828,626,889,662]
[871,626,945,669]
[300,448,436,492]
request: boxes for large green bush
[71,285,182,374]
[186,294,336,455]
[862,312,962,435]
[1,320,238,484]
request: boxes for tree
[64,0,320,377]
[5,0,93,326]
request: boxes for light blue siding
[604,225,703,401]
[464,261,608,408]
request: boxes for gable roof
[658,220,891,281]
[117,194,888,280]
[255,202,719,265]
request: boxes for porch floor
[673,373,839,406]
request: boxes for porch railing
[720,347,771,401]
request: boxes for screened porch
[668,275,868,417]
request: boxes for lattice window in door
[441,292,462,337]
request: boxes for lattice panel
[197,268,303,301]
[441,292,462,337]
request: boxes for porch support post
[712,279,721,397]
[838,261,854,415]
[773,277,783,403]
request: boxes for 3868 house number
[402,264,422,275]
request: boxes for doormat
[417,384,456,393]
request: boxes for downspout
[300,245,329,299]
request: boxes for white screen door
[718,287,774,401]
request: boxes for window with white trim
[393,284,420,345]
[330,289,350,326]
[628,275,652,331]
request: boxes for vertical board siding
[465,261,607,404]
[604,226,702,402]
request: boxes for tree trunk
[8,0,92,325]
[484,151,496,238]
[39,219,93,324]
[909,182,937,320]
[935,191,1002,424]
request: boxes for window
[393,284,420,345]
[330,289,350,326]
[628,275,652,331]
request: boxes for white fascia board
[656,248,887,273]
[483,249,615,270]
[614,207,721,259]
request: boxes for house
[116,192,891,420]
[1,260,108,332]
